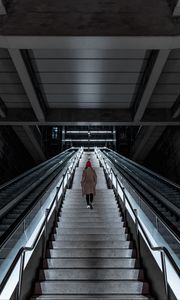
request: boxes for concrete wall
[0,126,35,185]
[144,127,180,185]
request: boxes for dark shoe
[90,204,93,209]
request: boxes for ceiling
[0,46,180,125]
[0,0,179,163]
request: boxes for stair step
[31,295,154,300]
[61,206,118,210]
[59,212,120,217]
[35,281,149,295]
[53,234,128,241]
[51,240,132,249]
[30,153,154,300]
[64,199,116,202]
[39,268,144,280]
[55,228,126,234]
[47,248,135,258]
[57,223,124,228]
[43,258,138,268]
[59,217,122,222]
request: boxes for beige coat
[81,167,97,196]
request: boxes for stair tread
[40,268,143,280]
[55,228,126,234]
[31,296,154,300]
[31,153,153,300]
[53,234,128,241]
[44,258,137,268]
[35,281,149,294]
[48,248,134,258]
[51,241,132,248]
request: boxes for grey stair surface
[32,152,154,300]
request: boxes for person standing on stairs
[81,160,97,209]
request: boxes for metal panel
[154,84,180,94]
[148,93,177,108]
[169,49,180,59]
[5,102,31,108]
[46,94,133,103]
[0,60,16,72]
[33,59,145,72]
[0,84,25,94]
[159,73,180,84]
[31,49,147,59]
[37,73,140,84]
[0,49,9,58]
[0,73,21,83]
[1,94,30,103]
[150,94,177,103]
[48,102,131,108]
[42,84,137,94]
[148,102,173,108]
[164,60,180,72]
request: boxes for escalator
[101,148,180,259]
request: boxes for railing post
[160,250,168,300]
[67,168,69,189]
[23,219,26,233]
[110,170,113,188]
[134,209,141,266]
[62,174,65,196]
[55,187,59,223]
[108,171,112,189]
[122,188,127,226]
[17,250,25,300]
[43,208,49,259]
[115,174,118,193]
[155,216,159,231]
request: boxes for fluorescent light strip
[64,139,115,142]
[66,131,113,134]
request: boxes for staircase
[32,152,154,300]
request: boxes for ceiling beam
[12,125,46,163]
[0,108,180,125]
[173,0,180,16]
[8,49,46,122]
[171,94,180,119]
[131,126,166,162]
[0,36,180,50]
[133,50,170,122]
[0,97,7,118]
[0,0,6,15]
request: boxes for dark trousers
[86,193,93,205]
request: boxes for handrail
[103,151,180,242]
[0,151,75,219]
[0,148,82,298]
[96,149,180,300]
[0,151,75,249]
[0,147,74,190]
[105,150,180,217]
[103,147,180,190]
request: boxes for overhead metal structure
[0,0,180,162]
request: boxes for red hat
[86,160,92,168]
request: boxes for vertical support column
[62,126,65,151]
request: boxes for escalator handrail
[0,147,74,191]
[105,151,180,220]
[0,151,75,216]
[0,149,82,294]
[102,152,180,244]
[0,151,76,249]
[97,151,180,279]
[104,148,180,191]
